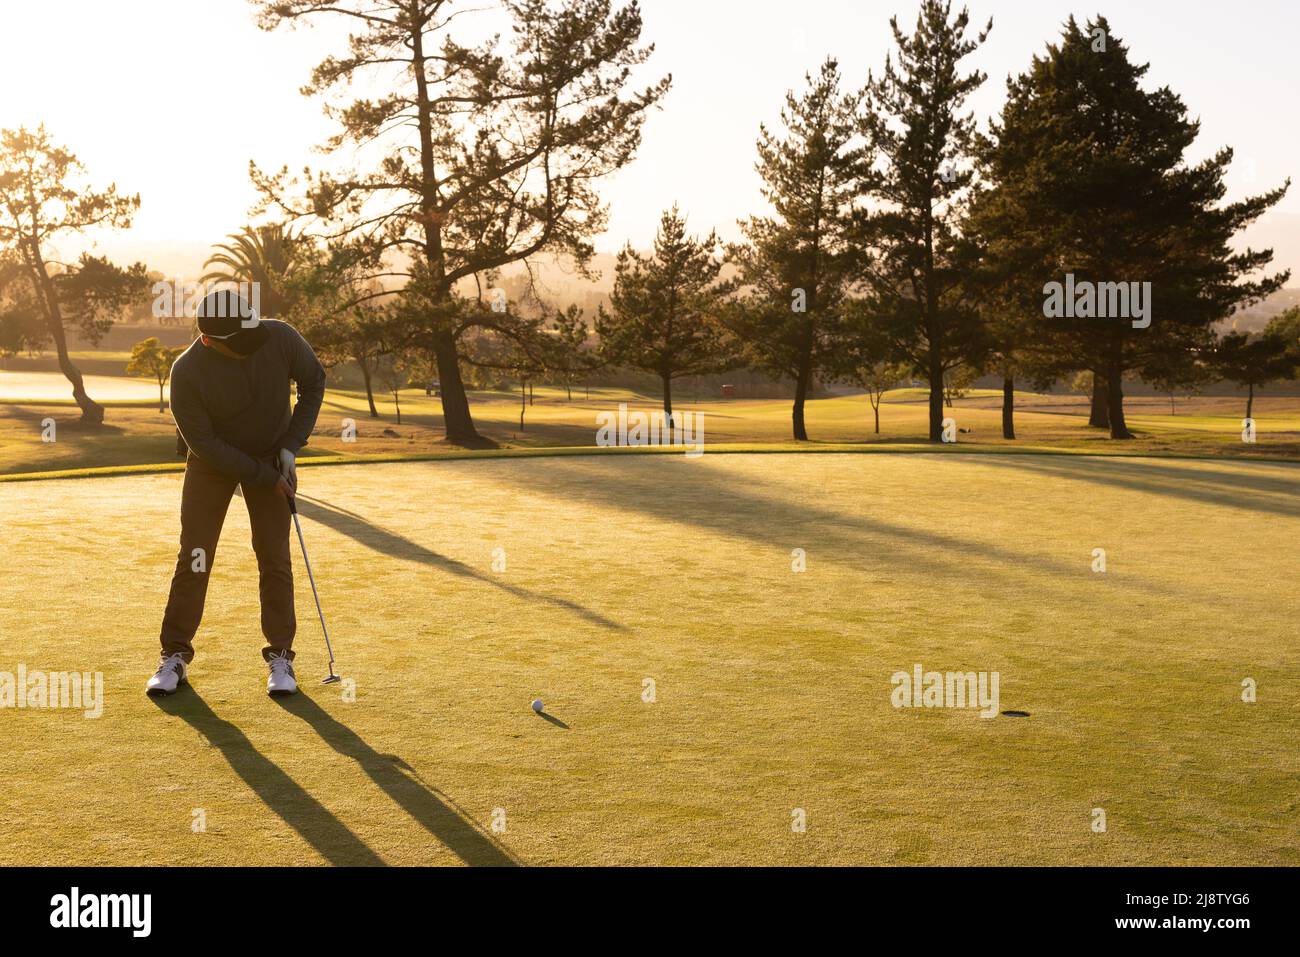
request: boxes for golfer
[147,289,326,698]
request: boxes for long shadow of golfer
[275,693,520,867]
[293,494,626,632]
[150,689,385,866]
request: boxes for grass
[4,376,1300,479]
[0,452,1295,865]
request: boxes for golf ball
[531,698,544,713]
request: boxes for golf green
[0,452,1295,865]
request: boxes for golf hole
[1000,710,1030,718]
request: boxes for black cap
[197,290,269,356]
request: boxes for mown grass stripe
[3,440,1298,484]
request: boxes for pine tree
[251,0,669,446]
[1211,324,1300,420]
[975,15,1290,438]
[597,206,731,423]
[549,305,600,401]
[859,0,992,442]
[728,58,867,441]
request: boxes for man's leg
[159,455,238,662]
[243,473,296,661]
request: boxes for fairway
[1,451,1296,866]
[0,370,165,402]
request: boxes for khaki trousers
[159,453,295,662]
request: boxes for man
[147,289,326,698]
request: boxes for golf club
[286,494,341,685]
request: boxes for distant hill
[1224,287,1300,333]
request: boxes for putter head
[322,674,342,685]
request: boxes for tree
[1267,306,1300,354]
[342,304,393,419]
[1143,346,1208,415]
[373,350,413,424]
[201,223,308,318]
[0,255,49,364]
[973,16,1289,438]
[849,360,909,435]
[406,350,440,396]
[942,363,980,407]
[287,248,396,418]
[0,126,143,423]
[978,305,1050,440]
[1210,325,1300,420]
[251,0,670,446]
[859,0,992,442]
[506,341,547,432]
[548,304,601,400]
[597,206,731,424]
[727,59,868,441]
[964,171,1060,441]
[0,305,46,365]
[460,307,554,431]
[126,337,184,413]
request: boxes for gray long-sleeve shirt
[170,320,327,487]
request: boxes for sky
[2,0,1297,281]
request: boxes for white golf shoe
[146,654,188,696]
[267,654,298,697]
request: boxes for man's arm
[277,323,327,454]
[171,372,280,486]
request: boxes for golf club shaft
[290,506,336,668]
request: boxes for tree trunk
[1089,373,1110,428]
[662,374,673,432]
[1246,383,1254,420]
[432,330,480,444]
[529,382,534,406]
[29,244,103,424]
[394,391,402,425]
[873,396,880,435]
[928,353,944,442]
[358,357,379,417]
[519,380,526,431]
[1002,375,1015,440]
[923,200,943,442]
[411,17,483,447]
[792,366,810,441]
[159,381,165,414]
[1106,364,1132,439]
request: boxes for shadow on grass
[275,692,519,866]
[973,452,1300,518]
[150,687,385,866]
[294,493,627,632]
[483,453,1229,607]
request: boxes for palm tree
[201,223,306,318]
